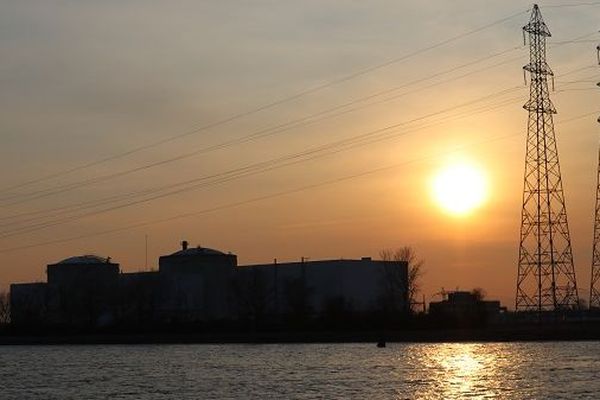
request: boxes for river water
[1,342,599,399]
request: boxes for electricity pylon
[589,47,600,310]
[516,4,579,312]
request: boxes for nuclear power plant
[9,241,409,329]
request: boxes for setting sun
[432,162,488,216]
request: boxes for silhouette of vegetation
[379,246,424,314]
[471,287,486,301]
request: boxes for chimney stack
[181,240,188,251]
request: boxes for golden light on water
[431,161,488,216]
[428,343,507,398]
[439,348,483,395]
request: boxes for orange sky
[1,1,600,309]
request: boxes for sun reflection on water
[437,345,485,397]
[409,343,515,399]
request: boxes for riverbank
[4,322,600,344]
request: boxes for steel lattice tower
[589,46,600,309]
[516,5,579,312]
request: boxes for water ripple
[1,342,600,399]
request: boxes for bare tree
[471,287,486,302]
[380,246,425,313]
[0,291,10,325]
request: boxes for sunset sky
[2,1,600,309]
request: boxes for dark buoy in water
[377,340,386,348]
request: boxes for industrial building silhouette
[10,241,408,329]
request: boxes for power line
[0,85,528,228]
[5,88,594,240]
[0,46,527,205]
[545,1,600,8]
[1,44,595,238]
[3,58,591,216]
[0,8,529,195]
[551,39,599,45]
[0,86,526,237]
[0,46,525,203]
[0,93,527,232]
[0,59,593,236]
[1,108,596,255]
[5,30,593,206]
[1,65,593,234]
[556,87,599,92]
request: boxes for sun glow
[431,162,488,216]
